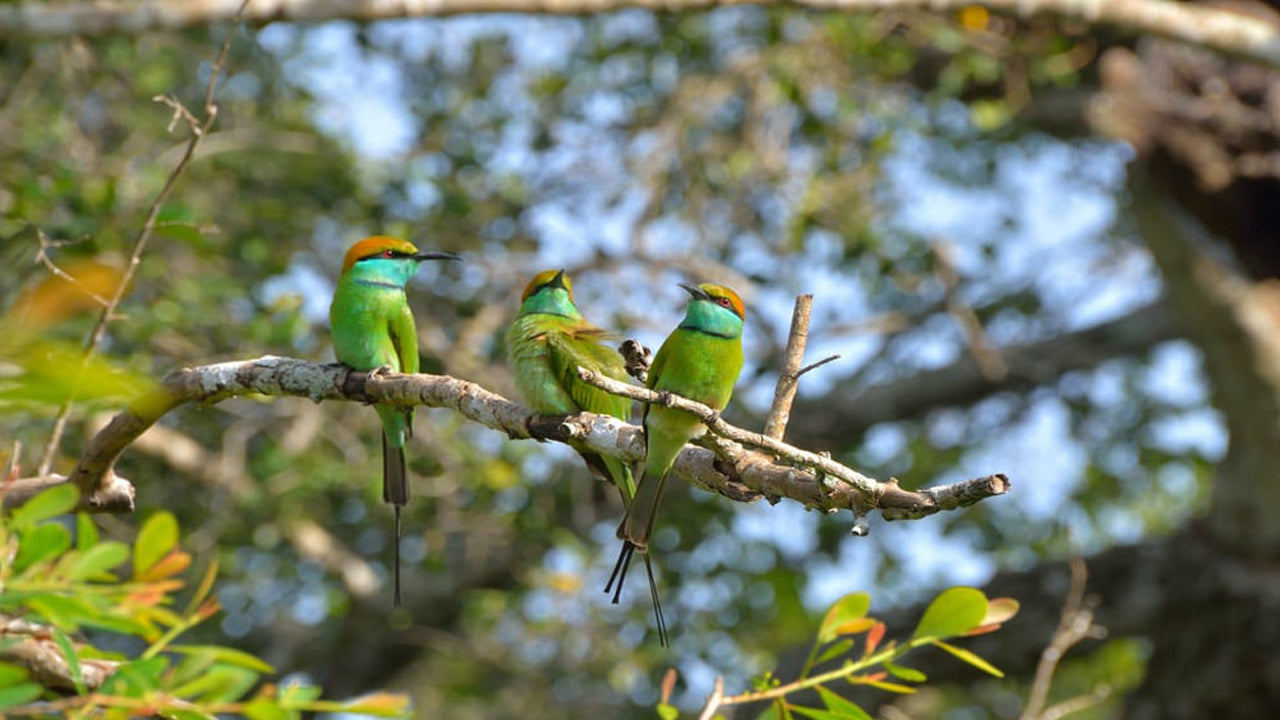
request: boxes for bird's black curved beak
[414,250,462,262]
[679,283,712,301]
[550,269,568,288]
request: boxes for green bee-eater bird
[505,271,670,642]
[606,282,745,643]
[329,236,459,606]
[506,269,635,500]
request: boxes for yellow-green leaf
[0,682,42,708]
[169,644,274,674]
[932,640,1005,678]
[817,687,873,719]
[883,661,926,683]
[134,511,179,578]
[818,592,871,644]
[10,484,78,529]
[657,702,680,720]
[67,540,129,580]
[911,587,987,643]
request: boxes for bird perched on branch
[329,236,460,606]
[606,282,745,646]
[506,269,636,501]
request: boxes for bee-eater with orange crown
[605,282,744,644]
[330,236,459,606]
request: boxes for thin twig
[935,241,1007,381]
[35,3,247,477]
[796,353,840,378]
[33,231,113,309]
[763,294,813,441]
[1019,556,1104,720]
[696,676,725,720]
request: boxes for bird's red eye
[718,296,731,307]
[383,250,395,258]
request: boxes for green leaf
[0,682,43,708]
[99,656,170,697]
[13,523,71,572]
[883,661,926,683]
[657,702,680,720]
[75,512,99,551]
[815,638,854,665]
[159,709,217,720]
[67,540,129,580]
[154,222,206,246]
[0,663,29,688]
[169,666,257,703]
[817,592,871,644]
[243,697,293,720]
[337,691,412,717]
[9,484,78,529]
[169,645,274,674]
[911,587,987,643]
[278,681,322,705]
[817,687,872,720]
[134,511,179,578]
[932,640,1005,678]
[50,628,83,695]
[788,704,846,720]
[859,678,917,694]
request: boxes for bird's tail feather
[382,432,408,607]
[604,540,669,646]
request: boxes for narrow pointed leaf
[863,622,886,657]
[50,628,83,695]
[0,682,43,708]
[883,661,926,683]
[815,638,854,665]
[75,513,99,551]
[789,704,847,720]
[169,644,274,674]
[816,687,873,720]
[932,640,1005,677]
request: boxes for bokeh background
[3,1,1278,717]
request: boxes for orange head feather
[341,236,421,274]
[520,269,574,303]
[700,283,745,319]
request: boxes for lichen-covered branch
[10,356,1007,526]
[0,614,119,692]
[3,0,1280,74]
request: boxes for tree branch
[789,300,1182,445]
[10,357,1007,528]
[34,1,245,477]
[3,0,1280,72]
[0,614,119,692]
[764,294,814,441]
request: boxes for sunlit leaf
[817,686,873,719]
[75,512,98,551]
[14,524,72,573]
[138,550,191,582]
[0,682,43,708]
[9,484,78,529]
[932,640,1005,678]
[788,703,846,720]
[859,678,917,694]
[169,666,258,703]
[243,697,292,720]
[910,587,987,643]
[169,644,275,674]
[815,638,854,665]
[657,702,679,720]
[50,628,83,694]
[818,592,871,644]
[134,511,179,578]
[0,663,29,688]
[67,540,129,580]
[973,597,1020,630]
[883,661,926,683]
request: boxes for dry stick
[1018,556,1108,720]
[34,6,244,477]
[696,676,725,720]
[575,366,1009,518]
[763,294,813,441]
[934,240,1007,381]
[7,356,1008,518]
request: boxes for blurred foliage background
[2,2,1278,717]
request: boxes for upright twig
[696,676,725,720]
[1018,556,1108,720]
[36,4,246,477]
[763,294,813,441]
[935,241,1007,381]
